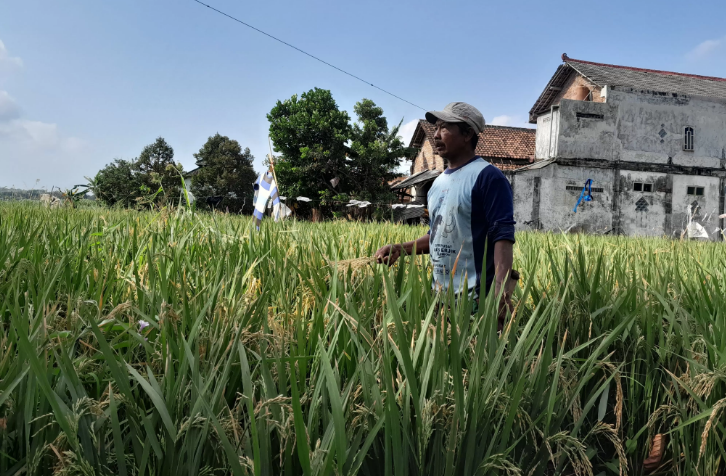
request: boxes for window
[633,182,653,192]
[576,112,604,120]
[684,126,694,151]
[687,186,704,196]
[566,185,604,192]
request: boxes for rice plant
[0,201,724,475]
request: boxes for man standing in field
[375,102,516,325]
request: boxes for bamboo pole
[267,136,280,188]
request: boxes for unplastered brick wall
[555,74,605,104]
[412,141,446,174]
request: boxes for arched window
[684,126,694,151]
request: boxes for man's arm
[374,234,430,266]
[493,239,514,298]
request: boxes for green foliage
[1,201,726,475]
[90,158,142,207]
[191,133,257,213]
[91,137,184,208]
[61,186,89,208]
[348,99,410,204]
[268,90,408,216]
[268,88,352,205]
[135,137,184,202]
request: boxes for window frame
[633,182,653,193]
[683,126,694,151]
[687,185,704,196]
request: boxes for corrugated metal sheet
[391,169,440,190]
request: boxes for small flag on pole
[253,166,281,230]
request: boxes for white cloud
[490,115,533,128]
[0,40,23,73]
[0,40,91,188]
[398,119,419,146]
[0,90,20,120]
[491,115,514,126]
[688,37,725,59]
[0,119,85,152]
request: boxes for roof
[184,167,202,178]
[514,158,556,172]
[476,125,535,160]
[394,206,426,223]
[388,176,408,187]
[409,120,535,161]
[391,169,440,190]
[530,53,726,122]
[487,160,534,172]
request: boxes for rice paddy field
[1,202,725,476]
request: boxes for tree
[268,91,411,218]
[91,158,142,207]
[135,137,184,202]
[267,88,351,208]
[348,98,409,204]
[91,137,185,209]
[191,133,257,213]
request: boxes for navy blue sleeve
[471,166,515,295]
[473,167,516,244]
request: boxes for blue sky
[2,0,726,189]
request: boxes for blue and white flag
[253,166,281,229]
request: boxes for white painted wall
[512,172,536,229]
[555,100,618,161]
[618,170,668,237]
[670,174,722,240]
[537,88,726,168]
[514,164,614,233]
[535,113,552,159]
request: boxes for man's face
[433,120,473,159]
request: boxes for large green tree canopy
[91,158,142,207]
[348,99,408,203]
[267,89,409,214]
[135,137,183,198]
[191,133,257,213]
[91,137,184,208]
[267,88,352,204]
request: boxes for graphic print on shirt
[429,185,464,286]
[442,211,457,238]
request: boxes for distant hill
[0,188,94,201]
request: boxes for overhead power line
[191,0,426,111]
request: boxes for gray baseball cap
[425,102,486,134]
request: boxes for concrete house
[513,54,726,239]
[393,120,535,223]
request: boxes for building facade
[514,54,726,240]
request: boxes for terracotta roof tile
[476,125,536,160]
[530,54,726,122]
[409,120,535,162]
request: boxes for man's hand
[375,235,430,267]
[497,277,516,332]
[374,244,402,267]
[493,240,515,332]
